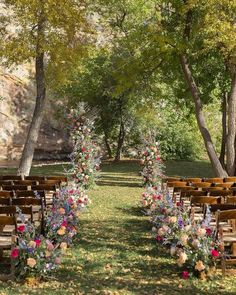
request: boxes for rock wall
[0,68,72,161]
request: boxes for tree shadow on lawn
[99,175,141,182]
[72,218,231,295]
[96,180,141,188]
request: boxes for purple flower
[178,220,184,228]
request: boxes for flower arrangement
[140,140,165,187]
[148,189,220,279]
[11,210,61,279]
[68,105,101,190]
[45,186,89,246]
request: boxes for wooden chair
[209,190,233,203]
[190,196,221,221]
[0,206,34,224]
[204,178,224,183]
[2,185,30,191]
[0,215,17,281]
[180,187,198,203]
[203,187,224,192]
[2,175,22,181]
[216,209,236,274]
[224,177,236,183]
[38,179,61,186]
[192,182,212,189]
[24,176,45,181]
[15,190,46,207]
[214,183,234,189]
[31,185,56,206]
[0,181,13,186]
[185,177,202,183]
[0,198,11,206]
[226,196,236,205]
[13,180,37,186]
[46,175,68,184]
[12,198,45,234]
[0,191,14,198]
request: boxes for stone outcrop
[0,68,72,162]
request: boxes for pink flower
[156,235,163,242]
[35,239,41,247]
[211,249,219,258]
[11,248,19,259]
[182,271,189,279]
[17,225,25,232]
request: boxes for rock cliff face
[0,68,72,162]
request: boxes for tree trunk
[226,72,236,176]
[114,119,125,162]
[180,54,227,177]
[219,92,228,167]
[18,53,46,176]
[104,129,113,158]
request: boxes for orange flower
[57,226,66,235]
[59,208,65,215]
[195,260,205,272]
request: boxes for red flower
[156,235,163,242]
[61,220,68,227]
[17,225,25,232]
[211,249,219,258]
[206,228,212,236]
[35,239,41,247]
[157,195,162,200]
[85,155,89,159]
[11,248,19,259]
[81,147,86,152]
[176,202,181,207]
[182,271,189,279]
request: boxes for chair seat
[223,233,236,242]
[0,236,12,248]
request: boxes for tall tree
[1,0,91,175]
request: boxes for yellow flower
[177,252,187,267]
[180,234,188,245]
[195,260,205,272]
[60,242,67,250]
[27,258,37,268]
[169,216,177,223]
[28,241,36,249]
[45,250,51,258]
[57,226,66,235]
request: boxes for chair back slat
[2,185,29,191]
[217,209,236,222]
[191,196,221,205]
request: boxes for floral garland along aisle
[140,139,221,280]
[11,105,100,280]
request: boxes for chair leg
[221,256,226,275]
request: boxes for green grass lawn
[0,160,235,294]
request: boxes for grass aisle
[0,160,236,294]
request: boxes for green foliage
[1,0,92,86]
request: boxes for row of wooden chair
[0,174,67,279]
[0,175,68,182]
[172,183,236,275]
[164,176,236,183]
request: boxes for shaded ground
[0,160,235,294]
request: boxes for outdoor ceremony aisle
[60,161,215,295]
[0,161,232,294]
